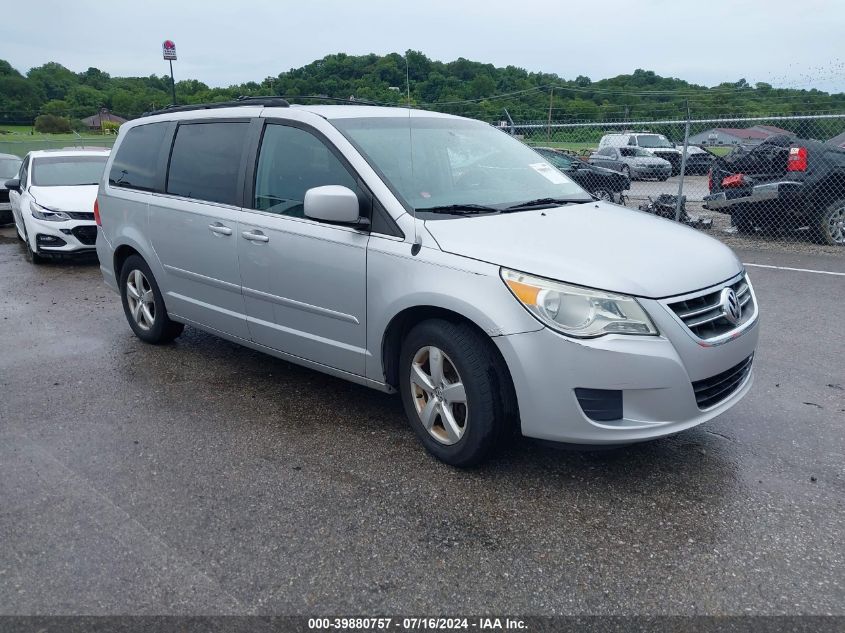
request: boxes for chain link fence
[500,113,845,253]
[2,108,844,253]
[0,136,116,159]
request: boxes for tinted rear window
[166,122,247,205]
[109,122,169,191]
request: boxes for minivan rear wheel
[398,319,514,467]
[119,255,184,344]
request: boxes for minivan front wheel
[119,255,184,344]
[399,319,514,467]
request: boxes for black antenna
[406,53,421,256]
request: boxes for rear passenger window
[109,122,169,191]
[167,122,248,206]
[253,124,359,217]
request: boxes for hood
[424,202,742,299]
[30,185,98,213]
[632,156,671,166]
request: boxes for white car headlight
[501,268,658,338]
[30,201,71,222]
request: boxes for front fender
[364,237,542,382]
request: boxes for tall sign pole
[162,40,177,105]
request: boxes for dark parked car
[0,153,23,225]
[535,147,630,202]
[703,135,845,245]
[680,145,717,175]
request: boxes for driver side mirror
[304,185,366,227]
[4,178,20,192]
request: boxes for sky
[3,0,843,93]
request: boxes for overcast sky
[4,0,843,93]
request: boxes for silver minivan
[96,99,759,466]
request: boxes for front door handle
[241,230,269,243]
[208,223,232,236]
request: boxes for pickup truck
[703,135,845,245]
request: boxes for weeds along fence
[502,112,845,251]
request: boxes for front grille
[692,355,753,409]
[667,275,755,341]
[71,225,97,245]
[67,211,95,220]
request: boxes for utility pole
[169,59,176,105]
[674,99,692,222]
[547,87,554,142]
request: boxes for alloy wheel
[126,269,156,330]
[409,346,468,445]
[593,189,613,201]
[828,205,845,244]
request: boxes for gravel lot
[0,224,843,616]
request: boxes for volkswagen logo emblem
[720,288,742,325]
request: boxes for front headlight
[30,201,71,222]
[501,268,658,338]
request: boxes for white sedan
[8,149,109,264]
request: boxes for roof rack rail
[142,96,290,117]
[280,95,383,106]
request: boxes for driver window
[254,124,359,217]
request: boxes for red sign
[162,40,177,61]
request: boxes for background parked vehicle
[703,135,845,245]
[679,144,716,175]
[6,148,109,263]
[0,153,22,225]
[533,146,630,202]
[590,146,672,181]
[599,132,683,175]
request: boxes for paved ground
[628,174,709,202]
[0,225,843,616]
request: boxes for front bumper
[494,297,759,444]
[633,165,671,179]
[28,217,98,255]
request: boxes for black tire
[119,254,184,344]
[21,227,46,265]
[816,198,845,246]
[398,319,516,467]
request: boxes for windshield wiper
[416,204,500,215]
[501,197,586,212]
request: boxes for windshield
[31,155,108,187]
[0,158,22,179]
[636,134,673,148]
[621,147,654,158]
[332,116,591,213]
[536,150,574,169]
